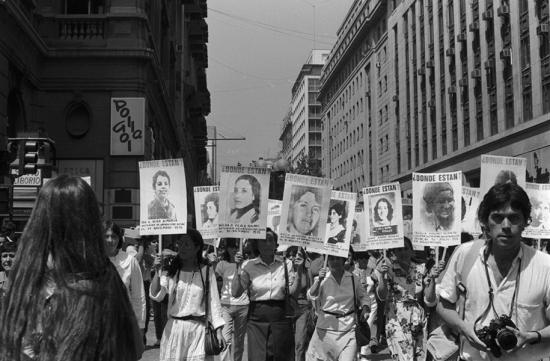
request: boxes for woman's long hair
[0,175,140,361]
[166,228,206,277]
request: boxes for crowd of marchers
[0,177,549,361]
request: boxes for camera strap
[474,255,521,330]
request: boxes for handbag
[351,273,371,347]
[283,259,299,319]
[426,239,485,361]
[202,266,224,356]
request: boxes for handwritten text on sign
[110,98,144,155]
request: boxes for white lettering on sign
[110,97,145,155]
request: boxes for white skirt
[160,318,215,361]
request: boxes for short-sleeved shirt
[239,257,295,301]
[439,241,550,361]
[307,271,369,332]
[216,260,249,306]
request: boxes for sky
[206,0,355,174]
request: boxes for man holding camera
[437,183,550,361]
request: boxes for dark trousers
[152,295,168,341]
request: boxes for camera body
[475,315,518,357]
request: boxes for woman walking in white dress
[150,229,226,361]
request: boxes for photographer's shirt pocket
[513,301,546,332]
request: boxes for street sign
[13,169,42,187]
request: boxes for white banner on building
[279,173,332,250]
[139,159,187,235]
[479,154,526,198]
[462,186,482,237]
[110,97,145,156]
[306,191,355,258]
[363,182,404,250]
[194,185,220,241]
[219,166,270,238]
[524,183,550,238]
[412,172,462,247]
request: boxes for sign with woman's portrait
[279,173,332,249]
[194,185,220,241]
[412,172,462,247]
[307,191,355,257]
[363,182,403,250]
[524,183,550,238]
[462,186,482,237]
[139,159,187,235]
[219,166,269,238]
[479,154,526,198]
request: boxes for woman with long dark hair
[0,175,143,361]
[150,229,226,361]
[229,174,261,224]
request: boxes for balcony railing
[58,16,105,40]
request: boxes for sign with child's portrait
[139,159,187,235]
[194,185,220,241]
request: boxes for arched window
[65,102,91,138]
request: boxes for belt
[171,315,206,322]
[322,309,354,318]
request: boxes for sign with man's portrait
[194,185,220,241]
[479,154,526,198]
[462,186,482,237]
[363,182,404,250]
[524,183,550,238]
[412,172,462,247]
[307,191,355,258]
[279,173,332,249]
[219,166,270,238]
[139,159,187,235]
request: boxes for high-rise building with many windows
[320,0,550,198]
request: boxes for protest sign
[279,173,332,249]
[480,154,526,198]
[524,183,550,238]
[306,191,355,257]
[139,159,187,235]
[363,182,404,250]
[219,166,270,238]
[462,186,482,237]
[351,211,366,252]
[194,185,220,241]
[412,172,462,247]
[203,238,221,248]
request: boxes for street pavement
[140,325,391,360]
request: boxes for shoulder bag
[202,265,224,356]
[426,239,484,361]
[351,273,371,347]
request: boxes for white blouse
[110,250,146,329]
[150,265,225,330]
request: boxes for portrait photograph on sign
[412,172,462,247]
[363,182,403,250]
[479,154,526,198]
[267,199,283,235]
[524,183,550,238]
[193,185,220,241]
[308,191,355,257]
[279,173,332,249]
[462,186,482,237]
[139,159,187,235]
[218,166,270,238]
[351,211,367,252]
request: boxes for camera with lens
[475,315,518,357]
[161,255,176,271]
